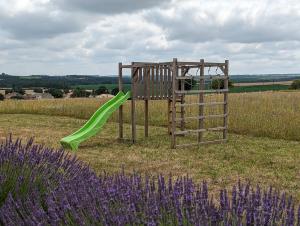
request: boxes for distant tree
[12,85,25,95]
[178,78,197,90]
[211,79,233,89]
[71,87,91,98]
[95,86,109,95]
[5,89,12,95]
[48,88,63,98]
[63,89,70,94]
[33,88,43,93]
[290,80,300,89]
[111,87,119,96]
[0,93,4,101]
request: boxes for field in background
[230,84,290,93]
[72,83,291,93]
[1,91,300,141]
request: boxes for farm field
[1,91,300,141]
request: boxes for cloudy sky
[0,0,300,75]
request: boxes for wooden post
[171,58,178,148]
[223,60,229,140]
[168,98,171,135]
[131,62,137,143]
[118,62,123,139]
[144,67,149,137]
[198,59,205,142]
[180,67,185,131]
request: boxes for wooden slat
[175,114,227,122]
[171,58,178,148]
[159,65,163,99]
[176,75,227,80]
[175,89,228,94]
[223,60,229,140]
[118,62,123,139]
[131,62,137,143]
[175,76,193,80]
[177,62,226,67]
[198,59,205,143]
[174,127,226,135]
[175,139,226,147]
[155,65,159,99]
[164,65,168,98]
[145,67,149,137]
[176,101,226,107]
[151,66,154,98]
[121,64,132,68]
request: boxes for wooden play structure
[118,58,229,148]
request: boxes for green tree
[5,89,12,95]
[95,86,109,95]
[111,87,119,96]
[48,88,63,98]
[178,78,197,90]
[33,88,43,93]
[211,79,233,89]
[12,85,25,95]
[290,80,300,89]
[0,93,4,101]
[71,87,91,98]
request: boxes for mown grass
[0,114,300,200]
[1,91,300,141]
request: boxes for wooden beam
[118,62,123,140]
[175,114,227,122]
[175,127,226,135]
[131,62,137,143]
[175,89,229,94]
[198,59,205,142]
[144,67,149,137]
[176,101,226,107]
[171,58,178,148]
[176,139,226,148]
[223,60,229,140]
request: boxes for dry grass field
[1,91,300,140]
[0,91,300,199]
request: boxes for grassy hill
[0,73,131,89]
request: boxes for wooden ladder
[168,95,185,135]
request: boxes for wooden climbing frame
[118,58,229,148]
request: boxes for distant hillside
[230,74,300,83]
[0,73,131,89]
[1,73,300,89]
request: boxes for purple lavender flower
[0,136,299,225]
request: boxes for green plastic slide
[60,91,131,151]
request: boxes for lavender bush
[0,136,299,225]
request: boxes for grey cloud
[146,6,300,44]
[54,0,171,14]
[0,12,83,40]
